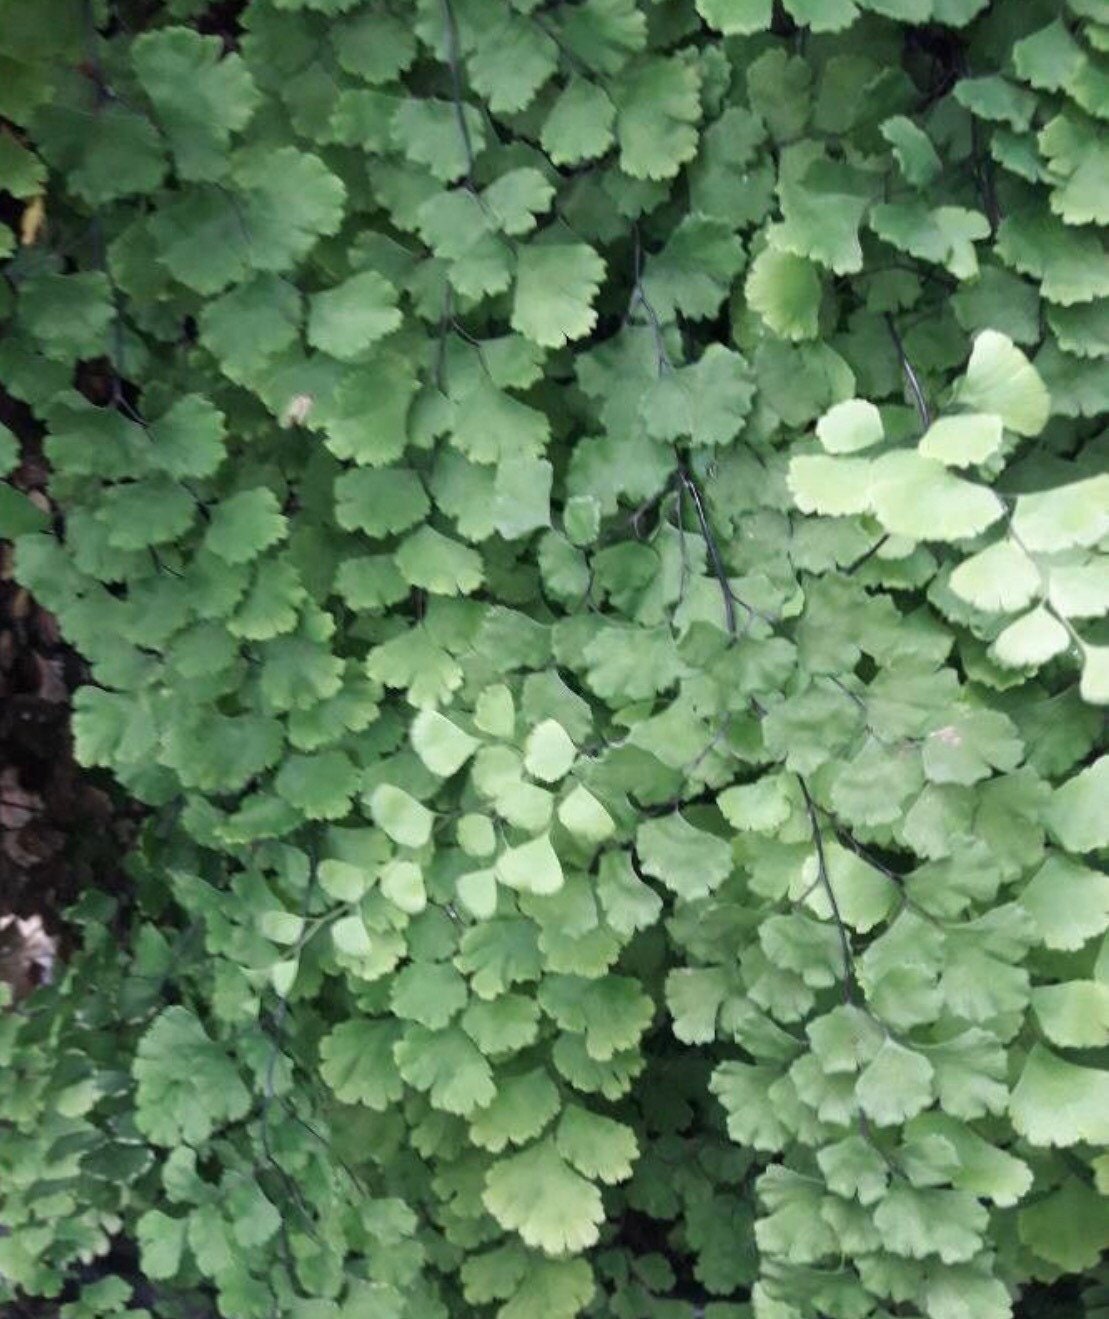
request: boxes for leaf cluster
[0,0,1106,1316]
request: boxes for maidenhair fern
[0,0,1106,1316]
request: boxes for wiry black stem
[847,315,932,574]
[439,0,477,186]
[628,481,675,538]
[885,314,931,431]
[678,466,737,639]
[631,228,674,374]
[969,115,1001,237]
[257,837,323,1283]
[434,286,454,394]
[797,774,857,1005]
[844,534,889,576]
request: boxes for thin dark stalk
[885,314,931,431]
[257,839,323,1256]
[678,467,737,639]
[439,0,477,185]
[628,480,675,538]
[844,534,889,575]
[797,774,856,1004]
[630,228,673,374]
[434,286,454,394]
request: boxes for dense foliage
[1,0,1107,1315]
